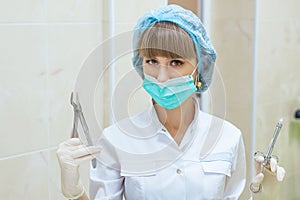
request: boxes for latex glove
[56,138,101,199]
[251,154,286,195]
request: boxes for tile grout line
[45,0,52,198]
[0,22,102,26]
[0,21,139,26]
[0,146,58,161]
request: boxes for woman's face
[142,56,197,82]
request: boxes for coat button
[176,169,182,174]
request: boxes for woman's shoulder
[202,111,241,134]
[197,112,244,159]
[198,111,243,146]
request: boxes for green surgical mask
[142,70,197,110]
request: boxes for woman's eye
[146,59,158,65]
[170,60,184,66]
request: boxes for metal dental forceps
[70,92,96,168]
[250,118,283,193]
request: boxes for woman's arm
[223,134,246,199]
[89,155,124,199]
[88,133,125,200]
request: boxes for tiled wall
[255,0,300,199]
[208,0,255,199]
[209,0,300,199]
[0,0,165,199]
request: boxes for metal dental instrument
[250,118,283,193]
[70,92,97,168]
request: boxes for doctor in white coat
[56,5,274,200]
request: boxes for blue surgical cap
[132,4,216,92]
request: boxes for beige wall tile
[168,0,198,14]
[256,47,300,108]
[110,0,166,22]
[47,24,103,146]
[256,20,300,106]
[256,66,282,106]
[0,26,48,157]
[47,0,103,22]
[0,0,46,23]
[0,152,50,199]
[210,19,254,108]
[256,21,300,115]
[210,0,255,20]
[209,4,255,198]
[257,20,300,51]
[102,0,166,25]
[255,0,300,198]
[255,103,284,150]
[259,0,300,20]
[0,149,90,200]
[114,23,136,35]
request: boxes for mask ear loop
[191,66,197,77]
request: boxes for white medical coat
[89,101,246,200]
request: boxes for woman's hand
[250,154,285,199]
[56,138,101,199]
[253,155,285,182]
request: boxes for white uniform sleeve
[223,133,246,199]
[89,161,124,200]
[89,132,125,200]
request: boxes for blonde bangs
[137,22,197,60]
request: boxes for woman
[56,5,246,200]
